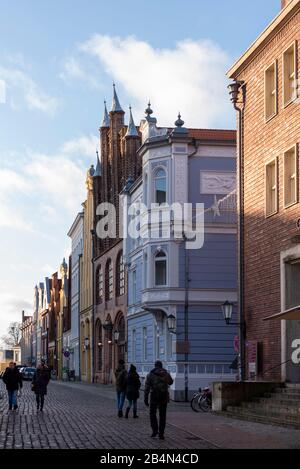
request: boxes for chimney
[281,0,292,9]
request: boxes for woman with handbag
[31,361,50,411]
[125,364,141,419]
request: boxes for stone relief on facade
[200,171,236,195]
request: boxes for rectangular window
[265,62,277,120]
[155,326,160,359]
[284,146,297,207]
[283,43,297,106]
[143,327,147,361]
[266,159,278,217]
[132,270,137,304]
[132,330,136,362]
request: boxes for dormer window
[154,168,167,204]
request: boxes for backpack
[151,372,169,401]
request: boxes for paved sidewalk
[1,379,300,449]
[54,380,300,449]
[0,380,214,450]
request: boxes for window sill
[284,200,298,210]
[265,210,278,219]
[283,98,297,110]
[265,113,277,124]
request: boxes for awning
[263,305,300,321]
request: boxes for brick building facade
[92,87,142,383]
[228,0,300,382]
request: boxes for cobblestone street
[1,379,300,450]
[0,380,215,450]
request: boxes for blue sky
[0,0,279,339]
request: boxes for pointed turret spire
[125,106,139,138]
[94,150,102,176]
[102,101,110,127]
[111,83,123,112]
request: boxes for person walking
[125,364,141,419]
[144,360,173,440]
[31,361,50,411]
[2,362,23,411]
[115,359,127,418]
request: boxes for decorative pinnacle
[102,100,110,127]
[175,112,184,128]
[111,83,123,112]
[145,101,153,117]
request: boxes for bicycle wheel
[199,395,212,412]
[190,394,201,412]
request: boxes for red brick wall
[235,10,300,380]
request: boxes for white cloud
[25,151,87,214]
[80,35,232,128]
[61,134,99,158]
[60,57,101,89]
[0,291,32,340]
[0,66,59,115]
[0,79,6,104]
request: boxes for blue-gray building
[122,106,238,400]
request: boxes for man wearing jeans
[115,359,127,417]
[2,362,23,411]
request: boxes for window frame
[283,41,297,108]
[284,144,298,209]
[153,166,167,205]
[265,157,278,218]
[154,250,168,287]
[265,60,278,122]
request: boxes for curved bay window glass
[105,259,113,301]
[116,252,125,297]
[97,266,103,304]
[154,168,167,204]
[96,321,103,372]
[154,251,167,286]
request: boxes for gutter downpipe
[229,81,246,382]
[78,253,82,381]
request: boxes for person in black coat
[125,364,141,419]
[32,361,50,411]
[2,362,23,410]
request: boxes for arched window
[154,168,167,204]
[155,251,167,286]
[105,259,113,301]
[97,265,103,304]
[116,252,125,297]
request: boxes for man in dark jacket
[144,360,173,440]
[115,359,127,418]
[2,362,23,410]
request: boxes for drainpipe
[228,80,246,381]
[78,253,82,381]
[91,230,96,383]
[183,233,190,402]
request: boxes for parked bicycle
[190,387,212,412]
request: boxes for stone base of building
[212,381,283,411]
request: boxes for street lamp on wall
[114,330,120,343]
[84,337,90,350]
[222,301,233,325]
[221,301,246,338]
[167,314,176,334]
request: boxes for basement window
[266,159,278,217]
[284,146,297,208]
[283,42,297,107]
[265,62,277,121]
